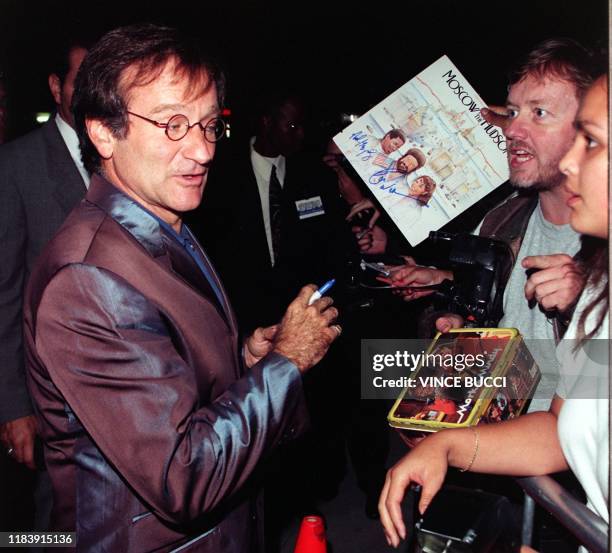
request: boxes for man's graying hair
[72,23,226,174]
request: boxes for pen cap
[318,278,336,295]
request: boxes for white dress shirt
[250,137,286,265]
[55,113,90,188]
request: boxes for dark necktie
[269,165,283,263]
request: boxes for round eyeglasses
[127,111,226,142]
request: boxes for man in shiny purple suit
[23,24,341,552]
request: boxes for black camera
[428,231,514,327]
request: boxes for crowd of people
[380,71,609,553]
[0,20,607,553]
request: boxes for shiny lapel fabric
[86,175,237,335]
[23,173,308,552]
[162,232,229,327]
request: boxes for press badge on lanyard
[295,196,325,220]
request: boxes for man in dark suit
[23,24,340,552]
[0,37,88,469]
[0,38,90,536]
[190,92,351,335]
[187,93,359,549]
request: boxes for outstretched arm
[386,257,453,301]
[380,397,567,547]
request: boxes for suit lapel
[247,166,274,267]
[87,176,236,333]
[42,120,87,214]
[162,233,233,330]
[184,226,236,325]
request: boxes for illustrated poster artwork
[334,55,509,246]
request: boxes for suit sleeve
[34,263,307,524]
[0,163,32,423]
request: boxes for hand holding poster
[334,55,509,246]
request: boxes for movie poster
[334,55,509,245]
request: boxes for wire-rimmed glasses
[127,111,226,142]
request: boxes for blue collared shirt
[151,214,225,309]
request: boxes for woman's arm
[380,396,567,547]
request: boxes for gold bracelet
[459,427,479,472]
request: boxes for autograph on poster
[334,55,509,245]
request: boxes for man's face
[266,99,305,157]
[505,74,579,190]
[409,176,435,204]
[97,61,218,227]
[409,176,430,196]
[397,153,418,173]
[50,46,88,127]
[381,133,404,154]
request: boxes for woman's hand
[379,433,450,547]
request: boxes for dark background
[0,0,608,142]
[0,1,607,541]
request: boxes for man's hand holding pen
[273,283,341,374]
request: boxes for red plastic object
[293,515,327,553]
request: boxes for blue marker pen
[308,278,336,305]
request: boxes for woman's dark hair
[576,239,608,345]
[573,74,609,346]
[72,23,226,174]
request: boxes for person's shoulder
[0,123,64,183]
[470,187,539,244]
[485,190,537,218]
[44,200,108,262]
[288,151,333,182]
[479,190,538,233]
[0,124,47,159]
[25,200,106,302]
[287,152,340,205]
